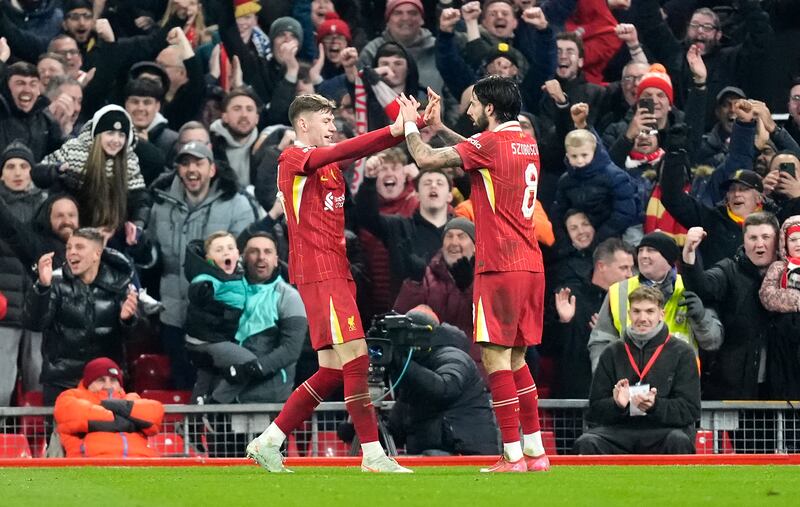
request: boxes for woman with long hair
[162,0,208,48]
[38,105,148,235]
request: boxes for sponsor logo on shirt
[324,192,346,211]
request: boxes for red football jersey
[278,145,351,285]
[277,126,404,284]
[453,121,544,274]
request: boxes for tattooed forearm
[436,125,466,145]
[406,132,463,169]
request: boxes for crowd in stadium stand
[0,0,799,456]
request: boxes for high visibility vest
[608,275,696,349]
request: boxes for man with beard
[210,87,260,189]
[631,0,773,126]
[396,76,550,472]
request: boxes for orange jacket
[54,383,164,458]
[454,199,555,247]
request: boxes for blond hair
[204,231,236,256]
[288,94,336,127]
[564,129,597,150]
[628,285,665,308]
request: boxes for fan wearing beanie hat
[269,16,304,45]
[39,104,146,230]
[638,231,681,268]
[635,64,673,131]
[1,141,35,192]
[53,356,166,458]
[317,12,352,69]
[234,0,261,18]
[385,0,424,21]
[81,357,125,390]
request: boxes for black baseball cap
[721,169,763,193]
[715,86,746,105]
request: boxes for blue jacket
[554,130,639,242]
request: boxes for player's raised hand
[570,102,589,129]
[423,87,442,128]
[397,94,421,126]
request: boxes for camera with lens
[366,312,434,367]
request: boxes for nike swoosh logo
[321,176,329,181]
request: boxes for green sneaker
[361,454,413,473]
[246,438,293,473]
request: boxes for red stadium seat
[148,433,197,457]
[132,354,171,391]
[0,434,32,458]
[695,430,735,454]
[313,431,351,457]
[140,390,192,431]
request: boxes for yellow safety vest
[608,275,696,349]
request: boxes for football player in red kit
[247,94,426,473]
[397,76,550,472]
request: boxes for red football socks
[342,355,379,444]
[514,365,542,434]
[274,366,342,435]
[488,369,521,443]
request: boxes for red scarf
[629,148,665,163]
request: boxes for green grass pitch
[0,466,798,507]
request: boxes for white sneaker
[361,454,413,473]
[246,438,292,473]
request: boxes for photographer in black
[386,305,500,456]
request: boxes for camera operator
[387,305,500,456]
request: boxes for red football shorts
[297,278,365,351]
[473,271,544,347]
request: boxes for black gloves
[663,123,690,153]
[679,290,705,322]
[403,252,428,282]
[100,399,134,418]
[224,359,265,384]
[449,256,475,291]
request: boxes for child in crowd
[184,231,260,403]
[552,103,639,243]
[184,231,288,404]
[760,215,800,312]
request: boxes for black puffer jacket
[0,183,46,326]
[183,239,244,344]
[682,246,774,400]
[24,248,136,389]
[0,87,62,161]
[388,324,500,455]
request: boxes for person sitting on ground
[573,286,700,455]
[53,357,164,458]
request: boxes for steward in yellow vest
[588,232,722,371]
